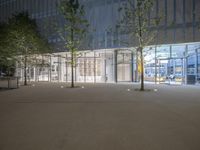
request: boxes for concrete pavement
[0,83,200,150]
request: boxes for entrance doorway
[117,64,131,82]
[117,52,132,82]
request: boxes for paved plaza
[0,82,200,150]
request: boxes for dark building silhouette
[1,0,200,48]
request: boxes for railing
[0,77,19,89]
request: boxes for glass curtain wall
[15,42,200,85]
[187,43,200,84]
[144,43,200,85]
[76,51,103,83]
[197,50,200,84]
[168,45,185,85]
[144,47,156,82]
[104,50,115,83]
[144,44,185,85]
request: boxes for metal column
[114,50,118,83]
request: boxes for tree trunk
[70,27,75,88]
[24,56,27,86]
[140,48,144,91]
[71,52,74,88]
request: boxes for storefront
[144,42,200,85]
[16,42,200,85]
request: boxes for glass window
[157,29,165,44]
[5,4,8,21]
[175,28,184,43]
[185,0,193,23]
[167,0,174,26]
[195,0,200,22]
[0,6,2,21]
[176,0,183,24]
[150,1,156,26]
[197,52,200,82]
[187,55,196,75]
[156,45,170,59]
[144,47,156,82]
[158,0,165,26]
[171,45,185,58]
[188,43,200,55]
[24,0,28,11]
[185,27,193,42]
[144,47,155,64]
[20,0,24,11]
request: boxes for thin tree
[118,0,161,91]
[0,23,16,73]
[0,23,7,66]
[8,12,50,85]
[57,0,89,88]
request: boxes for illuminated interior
[16,42,200,85]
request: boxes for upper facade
[0,0,200,51]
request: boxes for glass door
[117,52,131,82]
[172,59,184,84]
[157,59,168,84]
[186,54,196,84]
[196,51,200,84]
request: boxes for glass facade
[1,0,200,85]
[14,42,200,85]
[143,42,200,85]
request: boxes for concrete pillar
[113,50,118,83]
[34,67,36,82]
[49,55,52,82]
[84,52,86,83]
[94,51,96,83]
[66,54,68,83]
[58,55,61,82]
[131,51,134,82]
[184,45,188,85]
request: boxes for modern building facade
[0,0,200,85]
